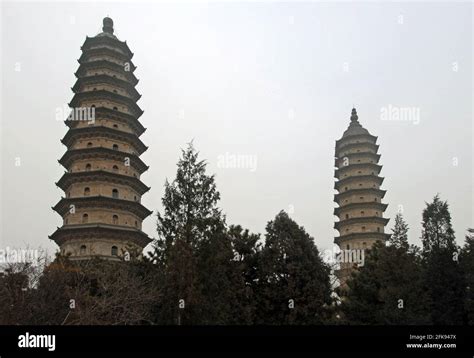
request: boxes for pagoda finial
[102,17,114,34]
[350,107,358,122]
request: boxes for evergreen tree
[227,225,262,323]
[151,142,247,324]
[151,142,224,324]
[342,214,430,324]
[460,228,474,324]
[255,211,331,324]
[421,195,465,325]
[390,213,409,250]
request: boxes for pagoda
[50,17,152,260]
[334,108,390,285]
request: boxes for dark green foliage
[255,211,332,324]
[460,229,474,324]
[421,195,465,325]
[342,214,430,324]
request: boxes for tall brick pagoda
[50,17,152,260]
[334,108,390,285]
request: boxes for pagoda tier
[65,107,146,136]
[50,17,152,260]
[74,60,139,85]
[72,75,141,101]
[56,170,151,195]
[52,196,152,220]
[61,126,148,155]
[69,90,143,117]
[58,147,149,174]
[334,108,390,286]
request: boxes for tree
[460,228,474,324]
[390,213,409,250]
[421,195,465,325]
[342,214,430,324]
[227,225,262,324]
[0,254,159,325]
[152,142,224,265]
[255,211,331,324]
[151,142,241,324]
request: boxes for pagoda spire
[102,17,114,34]
[350,107,358,122]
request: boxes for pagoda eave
[53,196,153,219]
[56,170,150,195]
[334,202,388,216]
[335,133,378,148]
[61,126,148,155]
[58,147,149,174]
[65,107,145,135]
[69,90,143,117]
[335,232,391,245]
[334,188,387,202]
[334,175,384,190]
[82,36,133,58]
[50,225,151,248]
[334,217,390,230]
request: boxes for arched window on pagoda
[112,165,119,172]
[87,142,93,148]
[85,163,91,171]
[113,215,118,225]
[111,246,118,256]
[112,189,119,198]
[82,214,89,223]
[80,245,86,255]
[360,211,365,216]
[113,144,119,151]
[113,106,118,111]
[134,220,138,228]
[84,187,90,196]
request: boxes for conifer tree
[390,213,409,250]
[151,142,249,324]
[227,225,262,323]
[151,142,224,324]
[421,195,465,324]
[256,211,331,324]
[342,214,429,324]
[460,228,474,324]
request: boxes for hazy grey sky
[1,1,472,258]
